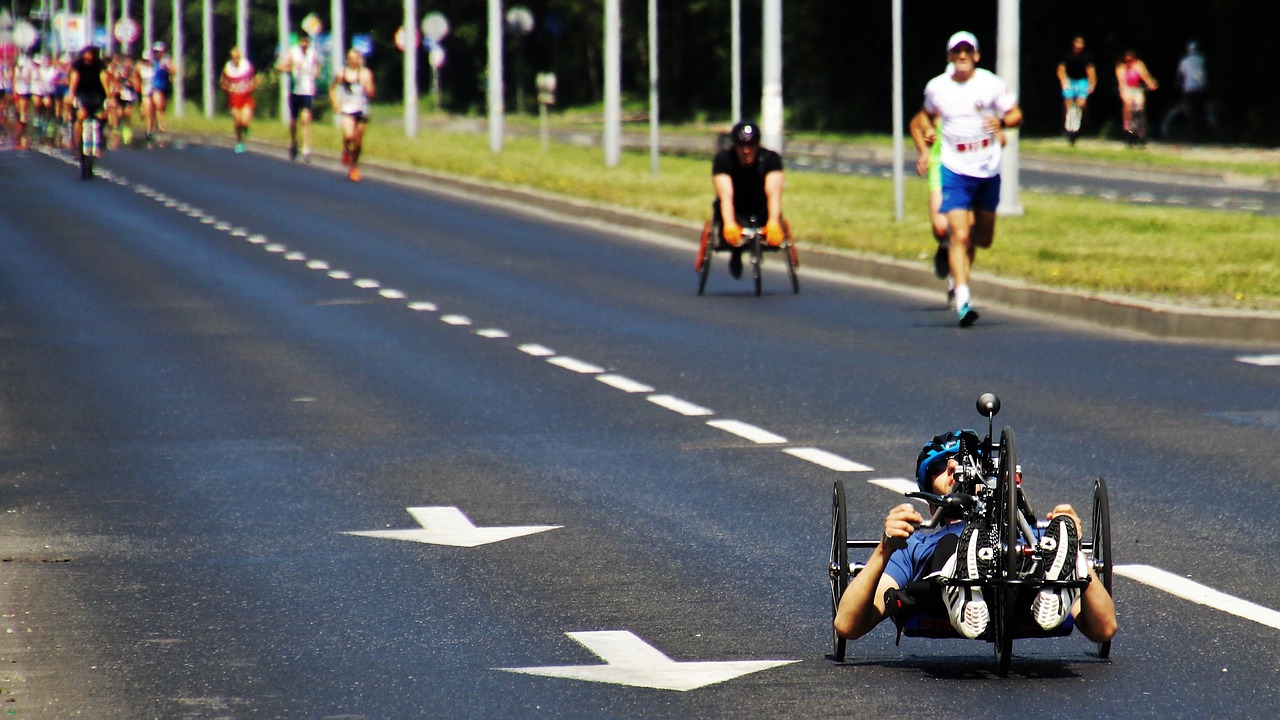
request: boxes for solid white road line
[783,448,873,472]
[705,419,787,445]
[647,395,713,417]
[596,374,654,394]
[1115,564,1280,631]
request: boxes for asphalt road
[0,144,1277,719]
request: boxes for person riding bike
[711,121,785,280]
[832,431,1117,644]
[68,46,111,159]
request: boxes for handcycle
[828,393,1113,676]
[695,214,799,297]
[76,104,106,180]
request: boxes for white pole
[85,0,95,48]
[404,0,418,137]
[123,0,132,55]
[730,0,741,122]
[236,0,246,56]
[143,0,151,50]
[648,0,658,175]
[997,0,1022,215]
[487,0,503,152]
[201,0,211,118]
[603,0,620,166]
[760,0,783,151]
[331,0,345,92]
[172,0,183,118]
[891,0,905,222]
[278,0,288,126]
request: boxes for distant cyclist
[330,48,375,182]
[1115,49,1158,146]
[711,121,785,280]
[1056,36,1096,146]
[68,46,111,159]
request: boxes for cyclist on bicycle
[68,46,111,158]
[833,431,1118,644]
[1116,49,1158,145]
[711,121,785,279]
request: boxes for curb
[215,134,1280,345]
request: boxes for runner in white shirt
[276,34,322,161]
[910,31,1022,328]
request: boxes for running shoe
[958,303,980,328]
[235,142,246,154]
[302,146,312,163]
[942,522,996,639]
[348,166,361,182]
[289,142,298,161]
[1030,516,1082,631]
[121,125,133,145]
[933,242,950,279]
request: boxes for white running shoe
[942,523,994,639]
[1030,516,1082,630]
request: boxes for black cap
[731,122,761,146]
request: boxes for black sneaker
[729,251,743,279]
[933,242,950,279]
[289,143,299,161]
[1031,516,1081,630]
[958,303,980,328]
[942,523,996,638]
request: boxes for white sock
[955,284,972,309]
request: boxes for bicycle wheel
[994,426,1019,676]
[1091,476,1113,659]
[696,222,713,296]
[829,480,849,662]
[80,148,93,179]
[750,235,763,297]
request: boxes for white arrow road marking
[706,419,787,444]
[497,631,796,691]
[783,448,872,472]
[1238,354,1280,367]
[1115,564,1280,631]
[342,507,560,548]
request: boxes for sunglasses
[926,452,958,480]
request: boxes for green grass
[173,104,1280,310]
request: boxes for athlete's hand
[765,221,785,247]
[882,503,923,550]
[723,223,743,246]
[915,152,931,178]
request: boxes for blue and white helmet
[914,429,979,492]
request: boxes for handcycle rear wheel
[829,480,849,662]
[994,426,1019,677]
[750,235,763,297]
[696,221,713,296]
[1091,476,1113,659]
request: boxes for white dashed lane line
[475,329,510,339]
[547,356,605,374]
[1116,564,1280,631]
[596,374,654,394]
[1238,354,1280,367]
[647,395,714,417]
[519,344,557,357]
[706,419,787,445]
[441,315,473,326]
[408,301,438,312]
[783,448,872,472]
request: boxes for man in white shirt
[276,34,321,161]
[910,31,1022,328]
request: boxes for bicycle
[77,110,104,180]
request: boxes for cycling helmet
[731,121,761,146]
[914,429,978,492]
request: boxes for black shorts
[288,93,314,119]
[76,93,106,116]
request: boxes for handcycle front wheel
[696,221,713,296]
[1091,476,1113,659]
[994,426,1019,677]
[750,235,763,297]
[829,479,849,662]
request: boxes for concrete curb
[213,134,1280,345]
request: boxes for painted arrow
[342,507,561,548]
[497,631,797,691]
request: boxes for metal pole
[486,0,502,152]
[143,0,151,50]
[997,0,1022,215]
[603,0,620,166]
[172,0,183,118]
[760,0,782,151]
[277,0,288,126]
[730,0,741,122]
[201,0,211,118]
[404,0,417,137]
[331,0,345,94]
[105,0,114,54]
[648,0,658,175]
[891,0,905,222]
[236,0,246,56]
[85,0,95,47]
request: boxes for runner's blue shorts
[940,166,1001,213]
[1062,78,1090,101]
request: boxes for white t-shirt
[922,67,1017,179]
[286,45,320,96]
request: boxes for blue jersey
[884,522,963,588]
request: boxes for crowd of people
[0,42,174,153]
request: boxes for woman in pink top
[1115,50,1158,144]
